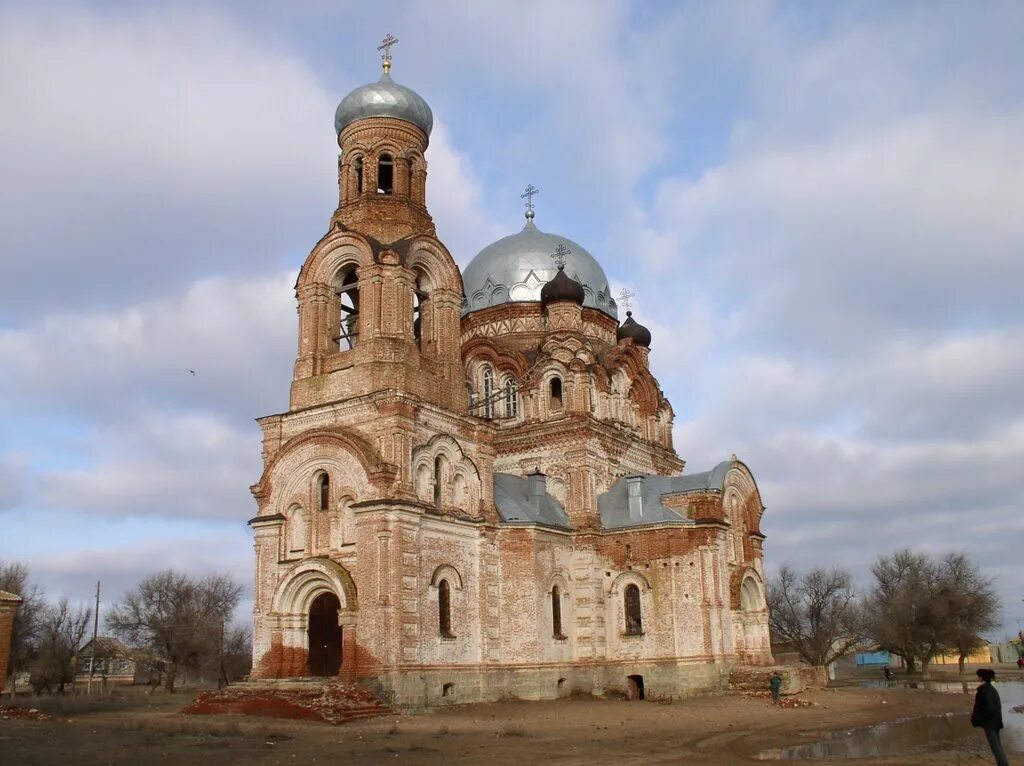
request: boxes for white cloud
[0,271,297,423]
[21,534,253,622]
[39,410,259,520]
[0,453,25,511]
[0,5,335,314]
[0,3,495,317]
[427,121,504,266]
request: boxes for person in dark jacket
[971,668,1009,766]
[769,672,783,703]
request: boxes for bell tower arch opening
[334,267,360,351]
[308,591,342,677]
[377,153,394,194]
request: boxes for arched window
[354,156,364,195]
[318,473,330,512]
[624,583,642,635]
[552,585,564,639]
[740,578,762,611]
[433,455,444,507]
[377,153,394,194]
[438,579,453,637]
[482,367,494,419]
[550,376,563,410]
[504,379,518,419]
[335,268,359,350]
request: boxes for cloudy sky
[1,0,1022,636]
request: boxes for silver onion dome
[462,216,618,319]
[334,71,433,137]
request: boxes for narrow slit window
[354,156,364,194]
[433,456,443,507]
[550,377,563,409]
[504,379,518,418]
[624,583,642,635]
[378,153,394,194]
[438,579,453,637]
[482,367,494,419]
[552,585,563,638]
[413,278,427,346]
[318,473,330,512]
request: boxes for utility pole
[217,616,225,690]
[87,581,100,695]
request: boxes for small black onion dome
[617,311,652,348]
[540,266,585,306]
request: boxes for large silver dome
[462,217,618,319]
[334,71,433,137]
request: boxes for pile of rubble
[0,705,56,721]
[183,680,390,725]
[738,690,817,708]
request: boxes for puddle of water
[754,713,969,760]
[754,680,1024,761]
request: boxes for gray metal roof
[335,72,433,137]
[597,460,733,529]
[493,473,572,530]
[461,218,618,319]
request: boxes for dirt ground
[2,682,1017,766]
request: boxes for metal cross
[551,243,571,270]
[520,184,539,213]
[617,288,635,312]
[378,34,399,68]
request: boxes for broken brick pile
[738,690,817,708]
[0,705,56,721]
[183,680,390,725]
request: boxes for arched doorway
[308,592,342,676]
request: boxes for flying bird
[187,369,196,376]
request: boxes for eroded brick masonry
[0,591,22,694]
[249,53,772,708]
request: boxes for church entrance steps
[183,678,390,724]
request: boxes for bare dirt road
[2,683,1015,766]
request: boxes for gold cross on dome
[551,243,571,269]
[378,34,399,72]
[617,288,635,312]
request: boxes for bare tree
[937,552,1000,675]
[0,562,45,697]
[106,570,242,693]
[29,599,91,694]
[767,565,867,667]
[868,549,999,677]
[868,549,935,673]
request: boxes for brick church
[249,41,772,707]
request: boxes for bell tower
[332,36,434,242]
[288,38,465,414]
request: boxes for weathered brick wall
[0,598,21,693]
